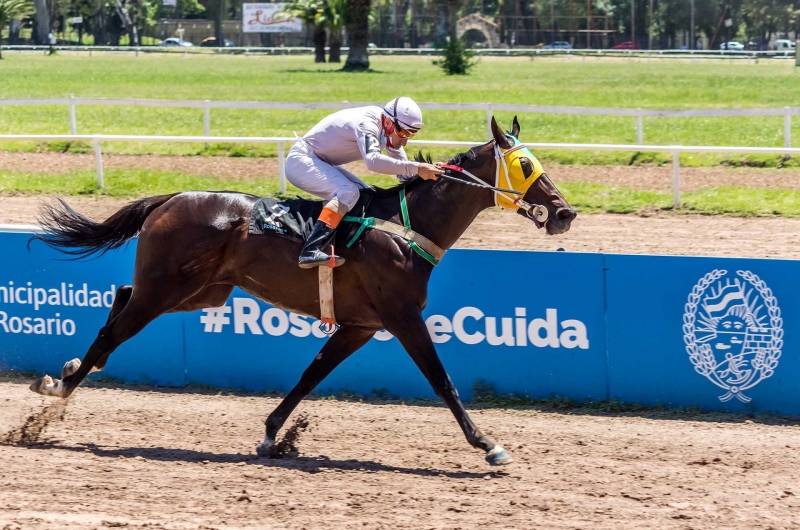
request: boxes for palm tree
[0,0,34,59]
[280,0,328,62]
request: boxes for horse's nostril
[557,208,576,221]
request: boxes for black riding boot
[298,220,345,269]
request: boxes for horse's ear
[511,116,520,138]
[491,116,513,149]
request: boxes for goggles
[394,125,415,139]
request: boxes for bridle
[439,141,550,229]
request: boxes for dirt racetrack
[1,379,800,530]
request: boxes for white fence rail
[3,45,798,60]
[2,133,799,209]
[1,97,798,148]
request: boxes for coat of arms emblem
[684,269,783,403]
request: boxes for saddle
[247,194,370,248]
[248,188,446,330]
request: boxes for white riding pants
[285,139,368,212]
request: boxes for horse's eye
[519,158,534,178]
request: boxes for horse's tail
[29,193,179,259]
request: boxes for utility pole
[631,0,635,47]
[648,0,653,49]
[690,0,695,49]
[216,0,224,47]
[550,0,555,43]
[587,0,591,48]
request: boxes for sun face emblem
[684,270,783,403]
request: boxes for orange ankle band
[319,207,343,228]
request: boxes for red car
[612,41,635,50]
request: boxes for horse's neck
[395,178,492,251]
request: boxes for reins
[438,164,524,196]
[340,138,550,267]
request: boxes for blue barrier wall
[0,229,797,414]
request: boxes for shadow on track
[25,441,507,479]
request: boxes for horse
[28,116,576,466]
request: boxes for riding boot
[298,220,345,269]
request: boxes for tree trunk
[314,25,327,62]
[329,27,342,62]
[343,0,370,71]
[33,0,50,44]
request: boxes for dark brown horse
[28,116,576,466]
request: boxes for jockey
[286,96,444,269]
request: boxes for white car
[720,41,745,51]
[158,38,194,47]
[775,39,796,51]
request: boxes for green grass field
[2,54,800,216]
[0,54,799,164]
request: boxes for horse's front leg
[383,306,513,466]
[257,325,376,457]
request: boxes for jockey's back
[302,106,417,176]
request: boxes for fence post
[672,149,680,209]
[784,107,791,157]
[486,103,493,141]
[69,94,77,135]
[636,112,643,145]
[93,136,104,188]
[204,100,211,148]
[278,141,286,194]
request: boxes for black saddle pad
[248,191,375,244]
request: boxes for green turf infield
[1,54,798,167]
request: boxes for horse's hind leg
[61,286,133,378]
[30,281,208,399]
[257,326,376,456]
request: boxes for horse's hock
[456,14,504,49]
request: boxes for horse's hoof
[485,444,513,466]
[29,375,65,398]
[62,358,81,379]
[256,437,274,457]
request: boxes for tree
[281,0,328,62]
[319,0,347,61]
[0,0,34,57]
[343,0,370,70]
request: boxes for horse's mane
[366,148,481,198]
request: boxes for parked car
[158,37,193,47]
[612,41,635,50]
[200,37,235,47]
[543,41,572,50]
[719,41,744,51]
[774,39,796,51]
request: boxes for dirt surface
[1,381,799,529]
[4,194,800,259]
[3,151,800,191]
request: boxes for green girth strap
[340,189,445,266]
[399,188,440,266]
[342,215,374,248]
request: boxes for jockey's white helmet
[384,97,423,134]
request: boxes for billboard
[242,3,302,33]
[2,225,799,415]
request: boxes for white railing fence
[2,45,798,60]
[2,133,799,209]
[1,97,798,150]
